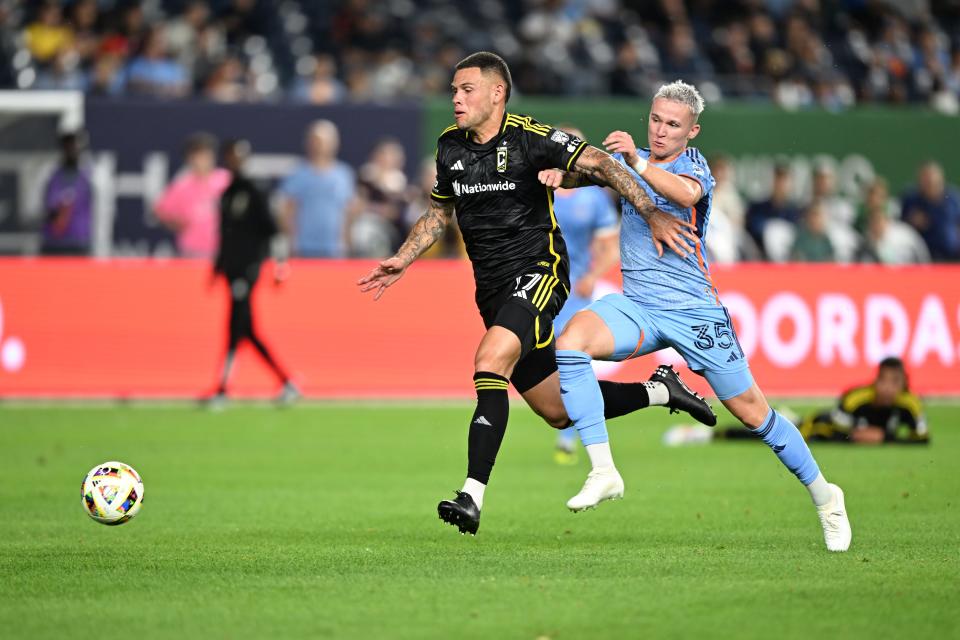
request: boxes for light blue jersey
[553,187,618,332]
[614,148,717,309]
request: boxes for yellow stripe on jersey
[565,141,588,171]
[430,191,454,199]
[545,187,561,279]
[841,386,876,413]
[504,114,550,136]
[894,391,924,419]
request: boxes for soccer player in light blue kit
[551,126,621,464]
[539,81,852,552]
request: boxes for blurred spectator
[403,157,465,258]
[901,161,960,261]
[34,48,86,90]
[155,133,230,258]
[859,205,930,264]
[810,163,859,262]
[354,138,408,255]
[126,25,189,98]
[203,55,246,102]
[709,154,761,261]
[166,0,225,85]
[746,163,801,254]
[278,121,357,258]
[68,0,100,68]
[811,163,855,226]
[87,50,125,96]
[791,202,835,262]
[41,131,92,256]
[24,1,73,65]
[855,177,898,231]
[291,54,347,104]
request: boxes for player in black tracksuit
[359,52,708,534]
[210,140,298,405]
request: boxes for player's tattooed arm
[357,198,454,300]
[573,145,699,258]
[537,169,609,189]
[395,198,455,266]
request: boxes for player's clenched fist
[358,256,408,301]
[538,169,565,189]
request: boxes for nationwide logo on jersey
[450,159,465,171]
[496,145,508,172]
[452,180,517,197]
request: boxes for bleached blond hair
[654,80,705,119]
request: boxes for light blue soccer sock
[755,408,821,486]
[556,350,609,447]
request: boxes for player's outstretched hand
[538,169,565,189]
[602,131,639,165]
[647,209,700,259]
[358,256,408,301]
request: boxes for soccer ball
[81,461,144,525]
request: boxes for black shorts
[476,268,568,394]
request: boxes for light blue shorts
[587,293,754,400]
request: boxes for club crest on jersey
[497,145,508,172]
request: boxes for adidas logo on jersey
[727,352,740,363]
[473,416,493,426]
[450,160,464,171]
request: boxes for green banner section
[424,98,958,203]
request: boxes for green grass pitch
[1,402,957,639]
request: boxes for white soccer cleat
[566,466,624,512]
[816,483,852,552]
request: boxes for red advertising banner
[0,260,957,398]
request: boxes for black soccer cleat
[650,364,717,427]
[437,491,480,535]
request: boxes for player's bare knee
[556,320,592,352]
[474,344,517,376]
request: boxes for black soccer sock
[466,372,510,485]
[217,348,237,394]
[599,380,651,420]
[249,333,290,383]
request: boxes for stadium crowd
[3,0,960,111]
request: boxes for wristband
[629,155,648,176]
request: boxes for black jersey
[835,385,928,442]
[214,173,278,277]
[430,113,588,292]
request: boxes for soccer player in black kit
[359,52,712,534]
[209,139,299,408]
